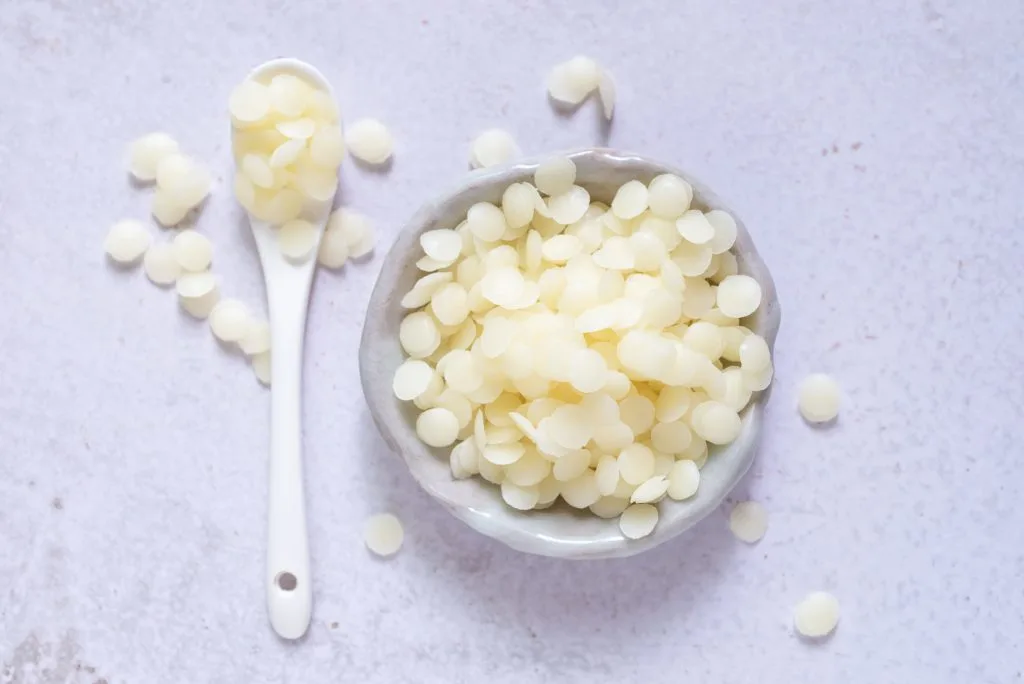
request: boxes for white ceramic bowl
[359,148,781,559]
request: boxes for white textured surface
[0,0,1022,682]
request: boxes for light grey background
[1,0,1022,682]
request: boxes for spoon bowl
[360,148,781,559]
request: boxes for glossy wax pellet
[105,220,151,264]
[547,56,600,105]
[470,129,519,169]
[127,133,179,182]
[729,500,767,543]
[346,118,394,165]
[363,513,404,556]
[208,299,249,343]
[794,592,840,638]
[798,373,841,423]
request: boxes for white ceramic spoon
[235,58,339,640]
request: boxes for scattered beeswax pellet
[729,501,767,543]
[363,513,404,556]
[793,592,840,638]
[105,220,151,264]
[798,373,841,423]
[127,133,180,182]
[346,118,394,165]
[470,129,520,169]
[143,244,181,286]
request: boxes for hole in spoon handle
[268,562,311,639]
[275,572,298,591]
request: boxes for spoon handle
[264,271,314,640]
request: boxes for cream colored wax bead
[317,225,350,269]
[416,407,459,448]
[267,74,312,118]
[619,395,655,435]
[176,271,217,299]
[652,452,673,479]
[560,471,601,509]
[590,496,629,519]
[648,174,692,219]
[705,209,738,254]
[171,229,213,272]
[654,387,693,424]
[420,229,462,263]
[611,180,648,219]
[543,234,582,263]
[535,157,576,196]
[450,440,479,479]
[690,401,741,445]
[630,475,669,504]
[619,503,658,539]
[667,460,700,500]
[483,442,525,467]
[470,129,519,169]
[739,334,771,372]
[328,208,375,259]
[618,443,655,485]
[567,348,607,394]
[181,290,221,320]
[717,274,762,318]
[729,501,767,543]
[502,183,538,229]
[467,202,507,242]
[278,219,319,261]
[721,367,753,412]
[399,312,441,358]
[208,299,249,343]
[552,448,591,482]
[239,319,271,355]
[309,126,346,168]
[546,405,594,450]
[794,592,840,638]
[251,351,271,386]
[126,133,179,182]
[676,210,715,245]
[405,274,455,311]
[143,243,181,286]
[547,56,600,106]
[151,189,191,228]
[744,363,775,393]
[431,284,469,326]
[650,420,692,454]
[229,80,271,124]
[105,220,151,264]
[363,513,404,556]
[346,118,394,165]
[798,373,841,423]
[595,454,620,495]
[156,153,211,211]
[548,186,590,225]
[506,448,551,486]
[501,481,540,510]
